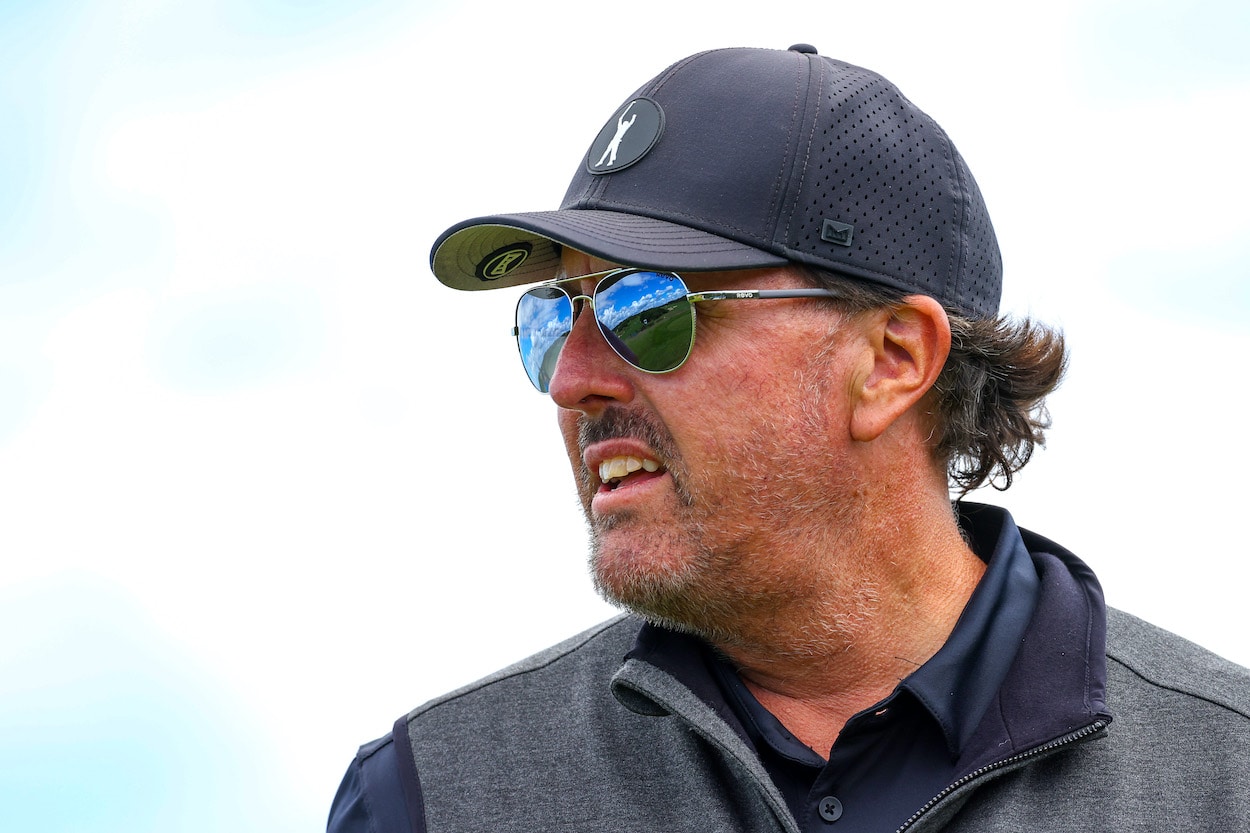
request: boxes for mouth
[597,455,665,492]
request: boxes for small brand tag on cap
[821,219,855,247]
[586,98,664,175]
[475,242,532,281]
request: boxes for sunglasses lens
[516,286,573,393]
[594,271,694,373]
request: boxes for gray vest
[397,611,1250,832]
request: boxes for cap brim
[430,208,789,291]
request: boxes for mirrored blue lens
[595,271,693,374]
[515,286,573,393]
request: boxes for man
[329,45,1250,832]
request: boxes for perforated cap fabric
[430,45,1002,318]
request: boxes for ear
[849,295,951,443]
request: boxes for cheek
[718,335,850,449]
[665,329,822,435]
[719,341,824,412]
[671,334,780,413]
[557,409,583,466]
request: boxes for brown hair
[804,268,1068,494]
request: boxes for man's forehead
[556,249,618,278]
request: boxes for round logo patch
[475,242,532,282]
[586,97,664,175]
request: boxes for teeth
[598,456,661,484]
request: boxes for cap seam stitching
[780,54,821,247]
[935,122,965,308]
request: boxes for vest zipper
[893,719,1109,833]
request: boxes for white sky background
[1,1,1247,829]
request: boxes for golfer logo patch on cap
[586,98,664,175]
[475,242,533,282]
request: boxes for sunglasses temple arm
[687,288,843,303]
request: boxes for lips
[578,409,676,500]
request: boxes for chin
[589,540,739,641]
[591,537,688,605]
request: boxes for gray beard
[575,341,879,660]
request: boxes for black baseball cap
[430,44,1002,318]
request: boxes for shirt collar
[901,502,1040,754]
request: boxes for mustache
[578,408,676,458]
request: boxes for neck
[710,489,985,757]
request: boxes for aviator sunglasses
[513,267,842,393]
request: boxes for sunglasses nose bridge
[568,293,594,317]
[567,291,611,351]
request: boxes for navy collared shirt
[643,505,1041,832]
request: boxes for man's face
[548,251,876,648]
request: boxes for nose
[547,296,635,412]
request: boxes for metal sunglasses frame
[512,267,844,390]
